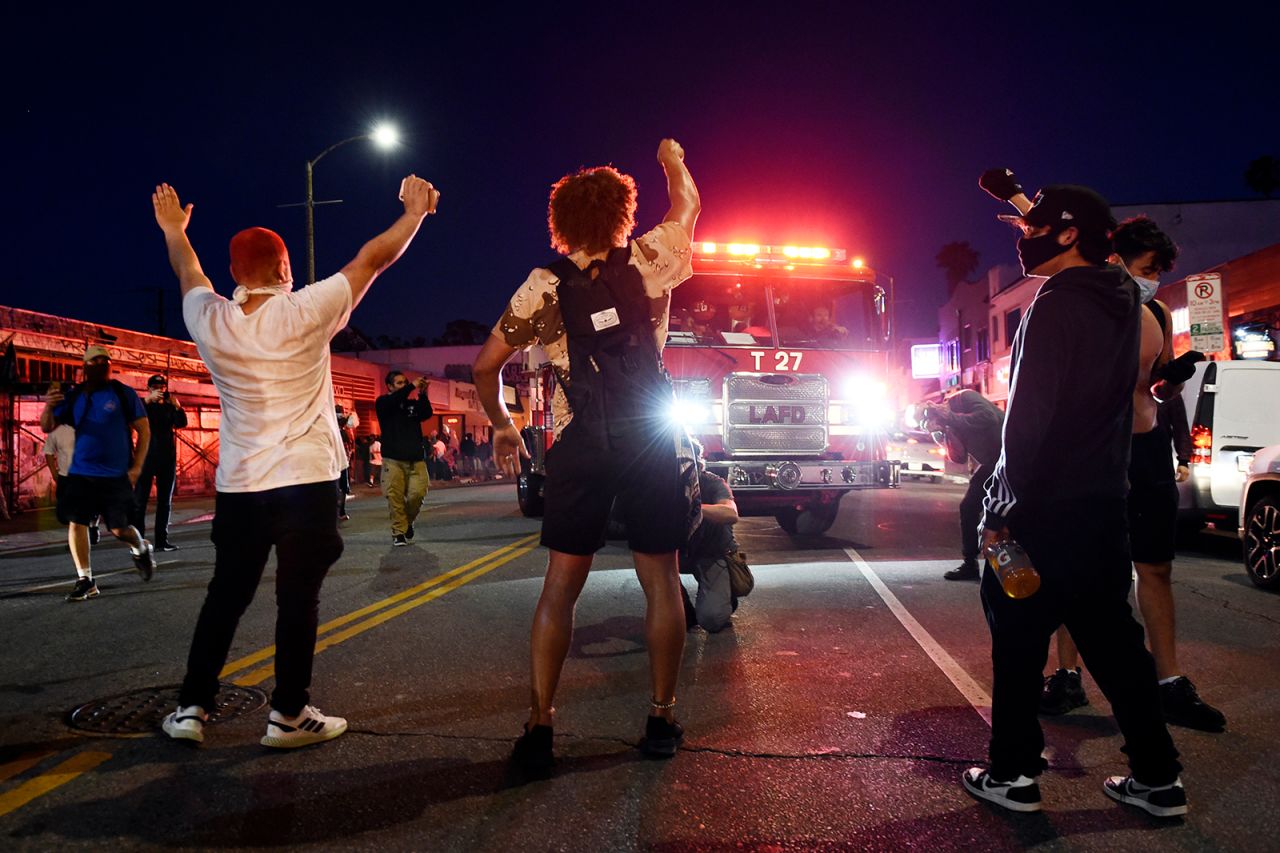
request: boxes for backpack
[57,380,137,460]
[546,250,675,446]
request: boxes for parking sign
[1186,273,1225,353]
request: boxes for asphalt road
[0,478,1275,852]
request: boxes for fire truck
[516,241,901,535]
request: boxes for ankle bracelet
[650,697,676,711]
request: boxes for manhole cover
[67,683,268,735]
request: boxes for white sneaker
[260,705,348,749]
[162,705,208,744]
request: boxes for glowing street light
[301,123,401,284]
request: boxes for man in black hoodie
[960,172,1185,818]
[375,371,433,546]
[920,389,1004,580]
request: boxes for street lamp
[302,122,400,284]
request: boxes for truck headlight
[670,399,711,426]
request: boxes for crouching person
[681,442,748,632]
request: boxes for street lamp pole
[295,124,400,284]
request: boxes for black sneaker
[1160,676,1226,732]
[944,560,980,581]
[131,541,156,581]
[392,534,408,547]
[66,577,99,602]
[961,767,1042,813]
[639,715,684,758]
[405,524,415,541]
[1039,668,1088,715]
[157,542,179,552]
[1104,775,1187,818]
[511,723,554,775]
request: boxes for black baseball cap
[147,374,167,388]
[1000,184,1115,234]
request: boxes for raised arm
[658,139,700,238]
[979,168,1033,216]
[340,176,441,309]
[152,184,214,298]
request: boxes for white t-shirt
[183,275,353,493]
[42,424,76,475]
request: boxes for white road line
[844,547,992,727]
[2,561,181,596]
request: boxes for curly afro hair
[547,166,637,255]
[1112,215,1179,272]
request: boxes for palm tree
[936,242,980,295]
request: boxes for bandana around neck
[232,283,293,305]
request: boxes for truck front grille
[723,373,828,455]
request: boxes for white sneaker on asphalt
[1104,775,1188,817]
[162,705,208,744]
[260,705,348,748]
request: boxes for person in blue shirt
[40,345,156,601]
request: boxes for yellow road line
[233,540,540,687]
[219,534,539,679]
[0,751,111,819]
[0,751,55,785]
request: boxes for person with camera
[919,389,1004,581]
[130,374,188,551]
[152,175,439,748]
[376,371,433,546]
[680,440,749,633]
[41,346,156,601]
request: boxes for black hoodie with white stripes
[982,264,1141,532]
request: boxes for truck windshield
[667,276,773,347]
[773,279,885,351]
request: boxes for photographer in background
[131,374,187,551]
[919,389,1003,581]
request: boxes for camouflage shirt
[494,221,693,438]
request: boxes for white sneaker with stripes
[162,705,208,744]
[260,705,348,749]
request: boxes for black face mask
[1017,229,1073,276]
[83,363,110,384]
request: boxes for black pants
[178,480,344,716]
[960,463,995,561]
[983,498,1180,784]
[130,455,177,545]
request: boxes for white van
[1178,360,1280,528]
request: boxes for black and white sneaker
[66,577,99,602]
[392,534,408,547]
[157,542,179,552]
[162,705,208,744]
[1040,668,1089,715]
[961,767,1042,813]
[131,540,156,581]
[1104,775,1188,817]
[261,705,348,748]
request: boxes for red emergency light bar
[696,242,849,264]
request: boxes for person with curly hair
[473,139,699,774]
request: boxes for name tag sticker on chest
[590,307,621,332]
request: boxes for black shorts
[56,473,133,528]
[540,421,690,556]
[1127,427,1178,564]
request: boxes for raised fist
[979,168,1024,202]
[658,138,685,163]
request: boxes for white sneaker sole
[162,717,204,745]
[962,773,1042,813]
[1104,781,1188,817]
[261,720,348,749]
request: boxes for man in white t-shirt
[152,177,440,748]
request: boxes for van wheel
[1244,496,1280,590]
[775,499,841,536]
[517,473,545,518]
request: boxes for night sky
[12,5,1277,343]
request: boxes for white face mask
[1133,276,1159,304]
[232,282,294,305]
